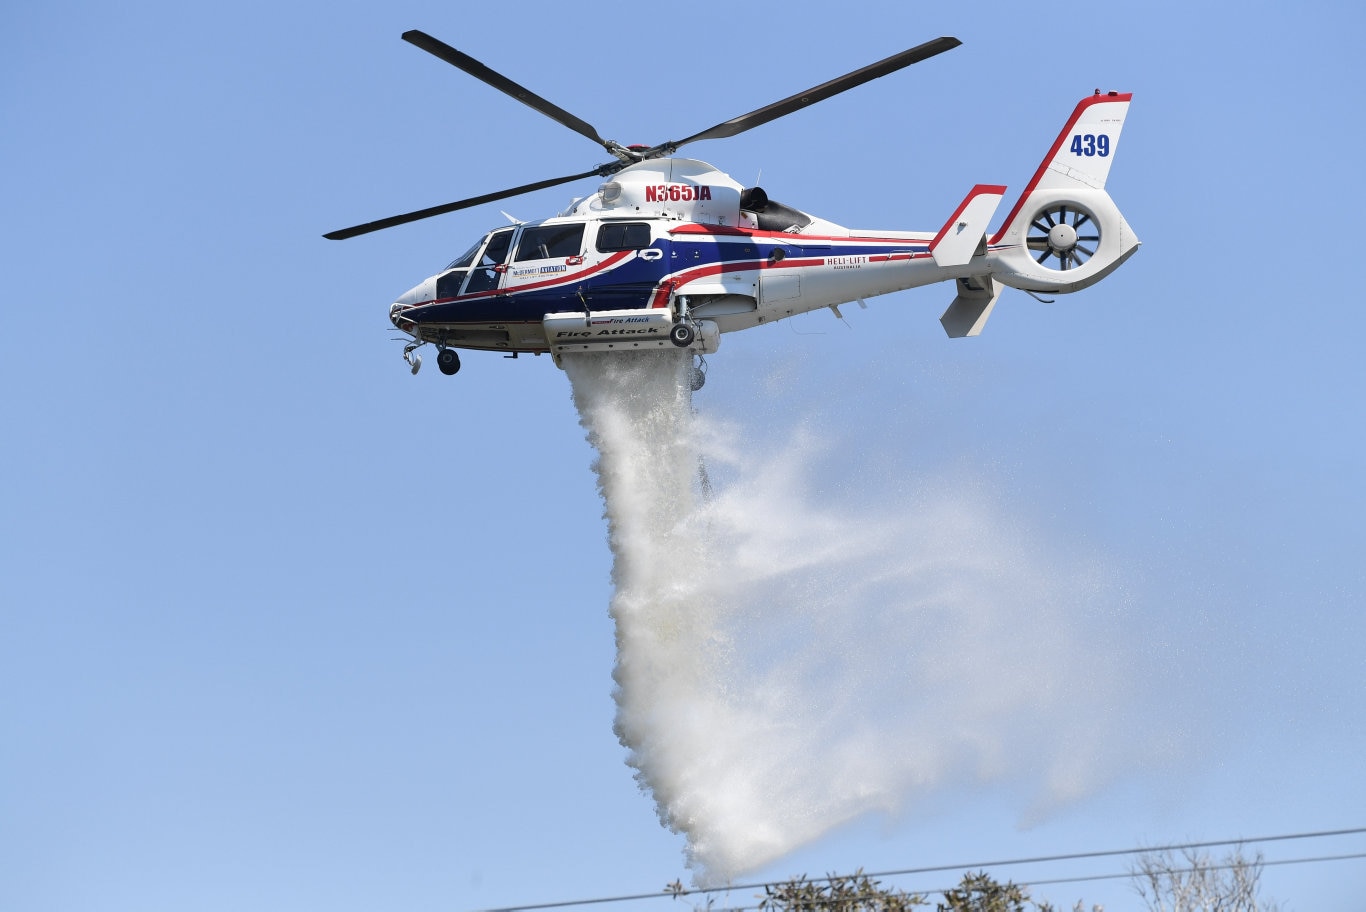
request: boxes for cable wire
[706,850,1366,912]
[468,826,1366,912]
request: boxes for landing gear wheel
[436,349,462,376]
[669,322,696,348]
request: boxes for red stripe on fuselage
[647,250,930,308]
[414,249,637,308]
[668,223,931,246]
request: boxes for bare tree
[1130,847,1281,912]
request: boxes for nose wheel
[401,339,460,376]
[436,348,461,375]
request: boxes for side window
[514,224,585,262]
[596,222,652,252]
[464,229,514,295]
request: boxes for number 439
[1070,133,1111,157]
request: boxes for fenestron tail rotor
[325,31,960,240]
[1026,203,1100,271]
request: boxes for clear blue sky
[3,2,1364,910]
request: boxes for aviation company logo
[512,265,568,277]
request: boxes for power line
[1021,850,1366,892]
[469,826,1366,912]
[798,827,1366,894]
[647,851,1366,912]
[722,851,1366,912]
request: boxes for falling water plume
[565,350,1155,883]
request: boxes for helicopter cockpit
[433,227,515,300]
[434,236,481,300]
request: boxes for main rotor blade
[323,167,604,240]
[644,36,961,156]
[402,30,609,149]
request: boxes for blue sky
[3,2,1364,910]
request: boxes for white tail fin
[989,92,1140,294]
[1036,92,1131,191]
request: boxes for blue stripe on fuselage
[401,236,929,326]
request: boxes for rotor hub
[1026,203,1100,271]
[1048,222,1078,252]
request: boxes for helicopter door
[463,228,515,295]
[587,220,660,311]
[507,222,586,311]
[511,223,585,271]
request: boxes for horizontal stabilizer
[930,184,1006,267]
[940,276,1002,338]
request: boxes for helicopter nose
[390,301,416,331]
[391,277,435,333]
[395,276,436,307]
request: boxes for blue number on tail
[1069,134,1111,157]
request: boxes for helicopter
[326,31,1139,381]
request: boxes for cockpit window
[514,224,584,262]
[481,230,513,266]
[446,238,483,270]
[436,270,468,299]
[596,222,652,252]
[464,228,515,295]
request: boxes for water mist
[565,350,1148,883]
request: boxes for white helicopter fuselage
[388,92,1139,368]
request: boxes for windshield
[445,237,484,270]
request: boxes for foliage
[757,870,927,912]
[935,871,1051,912]
[748,870,1057,912]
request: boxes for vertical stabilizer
[989,92,1139,294]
